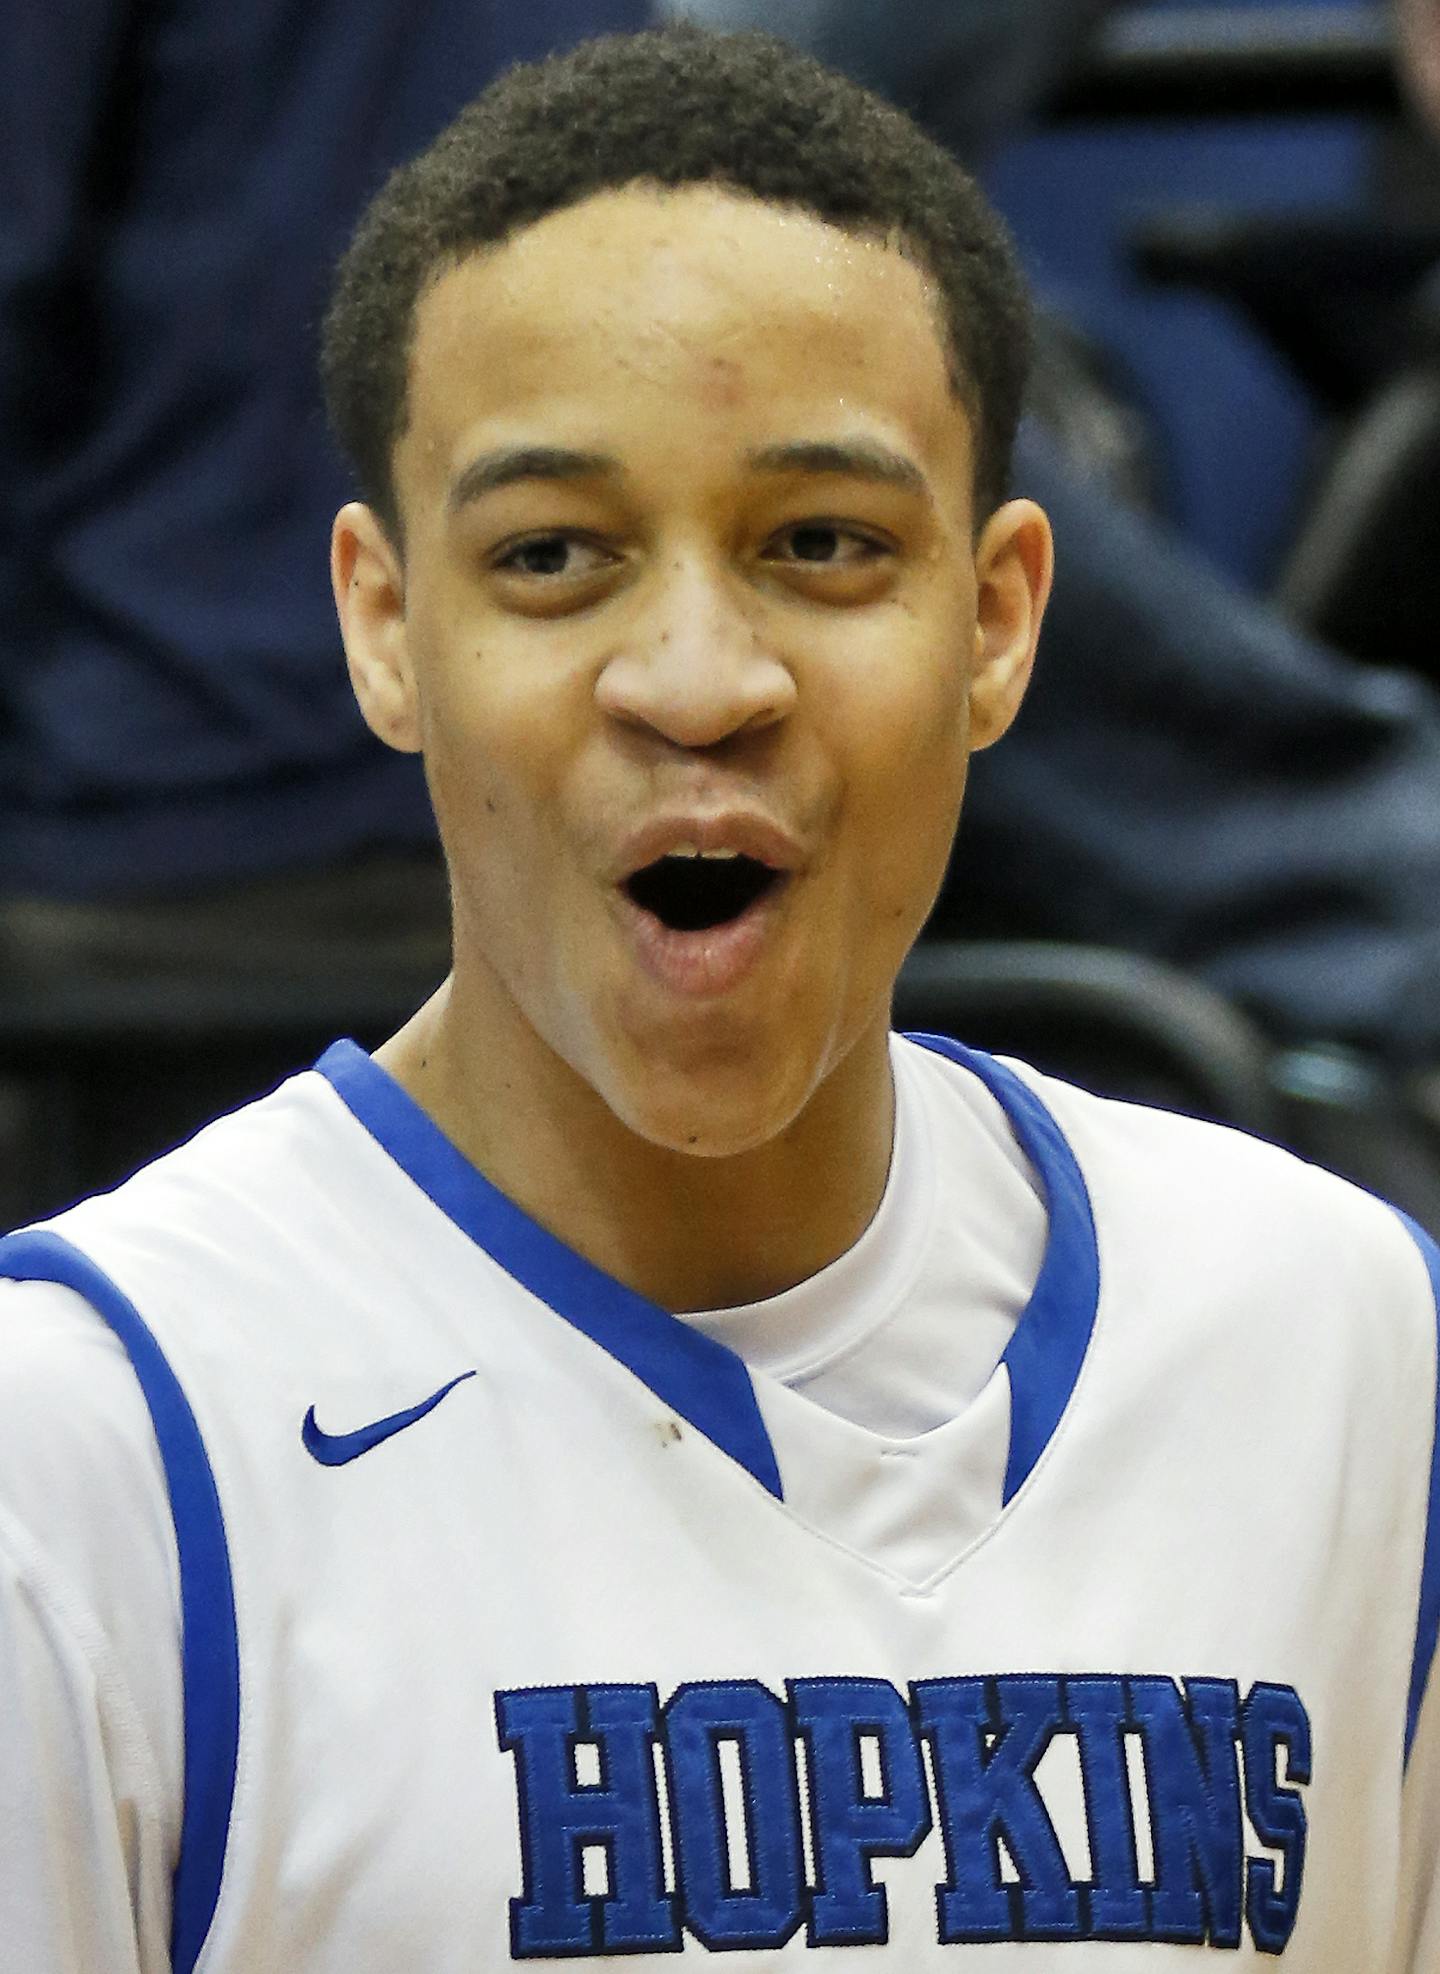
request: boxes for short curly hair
[321,25,1033,537]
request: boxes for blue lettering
[497,1670,1312,1956]
[789,1676,930,1946]
[1064,1676,1147,1939]
[662,1680,805,1951]
[915,1674,1080,1942]
[1130,1676,1244,1948]
[1242,1682,1311,1955]
[495,1683,679,1958]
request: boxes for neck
[375,973,896,1313]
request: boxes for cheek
[414,688,544,916]
[412,628,564,814]
[417,672,607,978]
[843,641,971,913]
[859,624,970,796]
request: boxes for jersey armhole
[0,1227,239,1973]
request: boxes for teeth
[667,844,740,861]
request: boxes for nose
[595,553,797,750]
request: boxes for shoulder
[901,1031,1438,1338]
[24,1056,443,1356]
[52,1057,382,1251]
[1021,1053,1427,1251]
[0,1277,173,1578]
[1017,1057,1440,1421]
[1,1048,536,1411]
[0,1061,382,1657]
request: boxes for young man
[0,26,1436,1971]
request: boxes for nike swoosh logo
[302,1371,477,1466]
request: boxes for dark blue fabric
[315,1040,784,1499]
[791,0,1121,159]
[908,1033,1099,1503]
[1394,1210,1440,1762]
[942,419,1440,1063]
[0,0,647,896]
[671,0,1120,161]
[0,1228,240,1974]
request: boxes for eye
[763,522,887,567]
[493,533,614,580]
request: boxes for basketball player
[0,27,1436,1970]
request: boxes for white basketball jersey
[1,1035,1437,1971]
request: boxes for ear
[331,502,422,755]
[967,498,1054,751]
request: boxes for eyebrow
[446,434,929,512]
[746,439,927,494]
[448,446,619,510]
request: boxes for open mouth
[623,853,781,933]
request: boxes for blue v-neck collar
[315,1033,1099,1509]
[908,1033,1100,1501]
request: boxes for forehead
[399,184,970,502]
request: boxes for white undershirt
[686,1035,1049,1583]
[687,1034,1046,1437]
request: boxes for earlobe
[331,502,422,755]
[968,498,1054,751]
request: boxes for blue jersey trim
[906,1036,1100,1504]
[1393,1211,1440,1764]
[315,1041,783,1500]
[0,1227,239,1974]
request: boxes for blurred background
[7,0,1440,1230]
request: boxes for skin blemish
[700,355,746,411]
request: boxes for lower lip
[614,879,789,999]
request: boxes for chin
[600,1052,819,1162]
